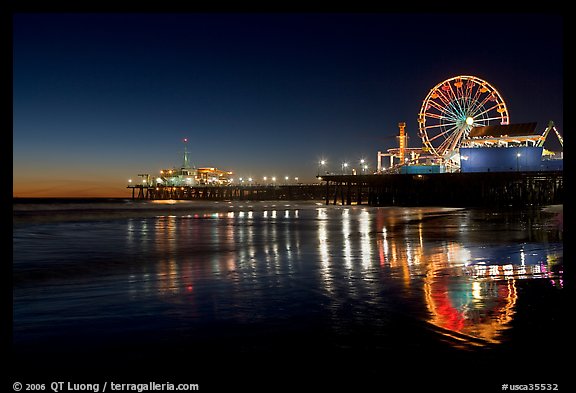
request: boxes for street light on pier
[360,159,366,174]
[342,162,349,174]
[318,159,326,176]
[516,153,521,172]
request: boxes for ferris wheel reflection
[373,208,560,348]
[423,271,517,347]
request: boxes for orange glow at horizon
[13,178,130,198]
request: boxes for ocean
[11,199,566,390]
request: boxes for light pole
[516,153,521,172]
[318,160,326,177]
[342,162,348,175]
[360,159,365,174]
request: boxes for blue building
[459,123,562,173]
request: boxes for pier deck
[320,171,563,207]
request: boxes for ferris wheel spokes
[437,124,465,154]
[472,103,505,120]
[418,75,510,165]
[427,123,459,141]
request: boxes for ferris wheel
[418,75,509,165]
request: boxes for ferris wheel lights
[418,75,509,163]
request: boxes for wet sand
[12,201,567,390]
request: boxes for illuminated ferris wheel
[418,75,509,165]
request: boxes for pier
[321,171,563,207]
[128,171,562,207]
[127,184,325,201]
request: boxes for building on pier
[138,138,234,188]
[196,167,233,185]
[459,121,563,173]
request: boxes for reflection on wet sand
[372,206,561,347]
[423,273,518,347]
[123,204,562,350]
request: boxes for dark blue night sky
[13,12,563,196]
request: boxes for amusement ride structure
[378,75,562,173]
[419,75,509,170]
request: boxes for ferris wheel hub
[466,116,474,126]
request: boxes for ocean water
[12,199,565,388]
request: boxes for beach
[12,199,566,390]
